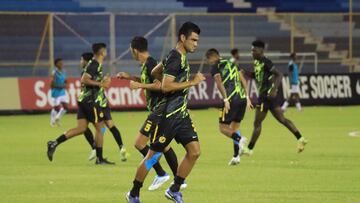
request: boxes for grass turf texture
[0,106,359,203]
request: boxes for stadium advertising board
[2,73,360,111]
[17,77,146,110]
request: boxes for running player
[47,43,114,165]
[206,48,252,165]
[117,36,180,191]
[78,51,129,162]
[126,22,204,203]
[242,40,308,156]
[50,58,69,126]
[281,52,302,111]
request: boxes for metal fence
[0,12,359,77]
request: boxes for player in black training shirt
[126,22,204,203]
[117,36,180,191]
[47,43,114,165]
[78,52,128,162]
[241,40,308,156]
[206,48,252,165]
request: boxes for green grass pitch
[1,106,360,203]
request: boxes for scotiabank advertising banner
[18,77,147,110]
[3,73,360,111]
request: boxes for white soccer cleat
[148,173,170,191]
[238,137,247,156]
[228,155,240,166]
[120,147,129,162]
[88,149,96,161]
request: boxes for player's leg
[94,120,114,164]
[165,116,200,202]
[127,148,163,201]
[54,96,69,125]
[105,118,128,161]
[134,132,170,191]
[50,97,60,126]
[270,106,308,152]
[294,93,302,111]
[84,127,96,160]
[243,107,268,155]
[47,118,88,161]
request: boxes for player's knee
[134,141,146,151]
[219,125,227,134]
[187,149,201,160]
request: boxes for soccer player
[230,48,240,66]
[205,48,252,165]
[50,58,69,126]
[242,40,308,156]
[76,51,129,162]
[79,52,98,159]
[47,43,114,165]
[117,36,180,191]
[126,22,205,203]
[281,52,302,111]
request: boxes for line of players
[46,22,308,203]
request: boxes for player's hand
[129,81,142,89]
[153,79,161,89]
[191,72,206,86]
[246,97,254,109]
[223,99,230,114]
[101,75,111,89]
[116,72,130,79]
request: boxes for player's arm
[151,62,164,81]
[268,67,283,98]
[239,70,253,109]
[162,73,204,93]
[129,80,161,91]
[240,69,255,79]
[214,74,230,113]
[116,72,141,82]
[81,64,110,88]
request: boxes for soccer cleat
[126,192,140,203]
[88,149,96,161]
[148,173,170,191]
[95,158,115,165]
[165,189,183,203]
[120,147,129,162]
[241,146,253,156]
[228,155,240,166]
[238,137,248,155]
[47,141,57,161]
[297,137,308,153]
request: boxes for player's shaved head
[131,36,148,52]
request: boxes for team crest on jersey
[99,112,104,118]
[159,136,166,143]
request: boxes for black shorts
[77,101,105,123]
[102,105,112,121]
[219,98,247,124]
[139,111,162,137]
[257,95,280,112]
[150,114,199,152]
